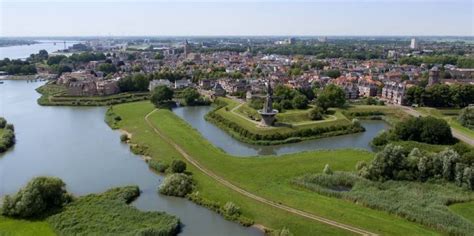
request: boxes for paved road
[145,109,378,236]
[396,105,474,146]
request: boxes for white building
[174,79,192,89]
[148,79,172,91]
[410,38,417,49]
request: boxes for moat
[0,80,387,235]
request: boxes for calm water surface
[0,40,79,60]
[0,80,262,236]
[173,106,389,156]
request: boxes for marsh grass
[294,172,474,235]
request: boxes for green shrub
[1,176,72,218]
[308,107,324,120]
[147,159,169,173]
[120,134,129,142]
[323,164,333,175]
[159,173,194,197]
[223,202,241,217]
[458,106,474,130]
[170,160,186,173]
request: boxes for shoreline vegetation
[105,101,458,235]
[0,177,180,236]
[0,117,15,153]
[205,98,365,145]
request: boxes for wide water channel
[0,80,262,236]
[173,106,389,156]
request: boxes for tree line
[405,84,474,108]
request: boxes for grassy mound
[47,186,180,235]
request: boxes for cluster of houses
[51,40,473,106]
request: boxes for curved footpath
[145,109,377,236]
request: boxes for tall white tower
[410,38,417,49]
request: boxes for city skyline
[1,0,473,37]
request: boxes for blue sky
[0,0,473,36]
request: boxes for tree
[440,149,460,181]
[366,144,406,181]
[1,177,72,218]
[170,160,186,173]
[292,94,308,109]
[463,167,474,190]
[392,116,454,145]
[316,84,346,111]
[98,63,117,75]
[150,85,174,107]
[325,70,341,79]
[182,87,201,106]
[47,55,67,65]
[458,106,474,130]
[308,107,324,120]
[158,173,194,197]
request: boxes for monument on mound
[258,80,278,126]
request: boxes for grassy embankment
[36,83,149,106]
[340,105,410,125]
[109,101,441,235]
[206,98,364,145]
[416,107,474,140]
[0,186,179,236]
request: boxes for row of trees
[0,58,36,75]
[399,55,474,68]
[358,145,474,190]
[118,73,150,92]
[405,84,474,108]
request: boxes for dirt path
[145,109,378,236]
[396,106,474,146]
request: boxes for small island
[0,117,15,153]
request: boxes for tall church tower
[428,66,440,86]
[184,40,190,57]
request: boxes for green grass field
[416,107,474,139]
[110,101,443,235]
[0,216,55,236]
[450,201,474,223]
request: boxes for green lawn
[416,107,474,139]
[216,97,351,135]
[110,101,439,235]
[450,201,474,223]
[0,216,55,236]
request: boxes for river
[0,80,262,236]
[0,40,80,60]
[173,106,388,156]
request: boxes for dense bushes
[1,177,72,218]
[47,186,180,236]
[151,85,174,107]
[374,116,455,146]
[308,107,324,120]
[294,172,474,235]
[170,160,186,173]
[147,159,169,173]
[405,84,474,108]
[159,173,195,197]
[459,106,474,130]
[358,144,474,190]
[0,58,37,75]
[0,118,16,153]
